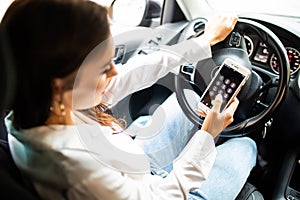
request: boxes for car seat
[0,27,41,199]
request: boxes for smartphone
[198,58,251,113]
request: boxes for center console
[273,148,300,200]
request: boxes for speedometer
[286,47,300,74]
[270,47,300,75]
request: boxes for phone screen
[200,63,246,111]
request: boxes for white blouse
[6,35,216,200]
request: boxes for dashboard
[175,15,300,81]
[245,31,300,76]
[242,16,300,78]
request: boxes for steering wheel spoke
[258,76,279,93]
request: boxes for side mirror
[110,0,161,27]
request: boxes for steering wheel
[175,18,290,137]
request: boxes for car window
[91,0,164,27]
[1,0,164,28]
[206,0,300,17]
[0,0,14,21]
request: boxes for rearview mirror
[110,0,161,27]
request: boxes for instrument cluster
[244,31,300,76]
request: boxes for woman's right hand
[199,94,239,138]
[203,14,238,46]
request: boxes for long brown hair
[1,0,120,129]
[82,103,126,129]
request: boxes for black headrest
[0,27,15,113]
[0,26,15,140]
[0,29,41,199]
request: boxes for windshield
[207,0,300,18]
[0,0,13,20]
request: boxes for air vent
[194,21,205,33]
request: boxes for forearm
[102,36,212,106]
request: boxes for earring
[59,103,66,117]
[49,102,66,117]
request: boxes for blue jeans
[127,93,257,200]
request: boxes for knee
[238,137,257,156]
[230,137,258,168]
[220,137,257,168]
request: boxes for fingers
[196,94,223,116]
[205,14,238,46]
[223,97,239,127]
[220,14,238,33]
[212,94,223,113]
[225,14,238,26]
[200,96,240,138]
[225,97,239,114]
[207,14,238,29]
[213,14,238,25]
[201,95,225,138]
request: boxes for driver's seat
[0,27,41,199]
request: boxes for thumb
[212,94,223,113]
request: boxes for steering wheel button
[229,32,241,47]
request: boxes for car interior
[0,0,299,199]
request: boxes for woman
[2,0,256,199]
